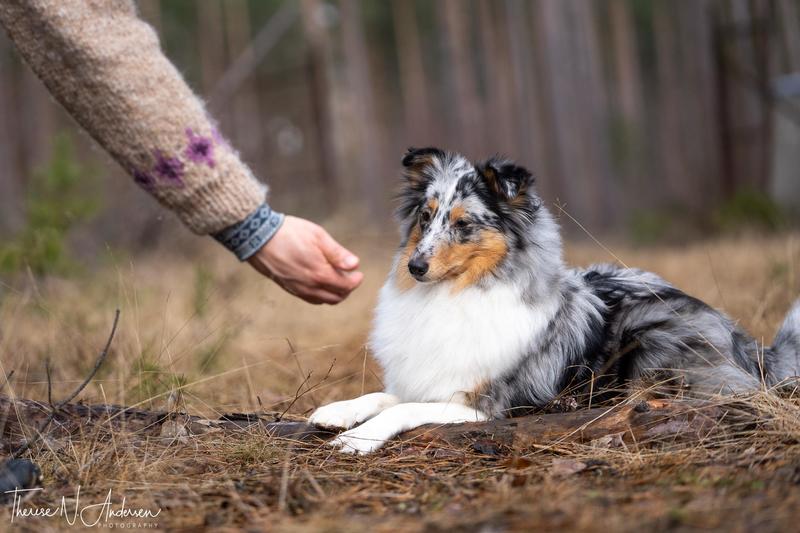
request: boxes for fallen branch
[0,394,740,455]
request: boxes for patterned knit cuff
[212,203,285,261]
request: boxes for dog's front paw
[308,400,363,430]
[329,428,387,455]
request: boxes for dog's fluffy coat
[310,148,800,454]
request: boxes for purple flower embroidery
[185,128,216,168]
[132,168,155,190]
[153,151,185,185]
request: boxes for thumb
[318,229,360,271]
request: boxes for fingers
[317,269,364,296]
[300,287,350,305]
[317,229,360,271]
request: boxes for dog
[309,147,800,454]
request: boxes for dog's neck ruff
[370,274,561,403]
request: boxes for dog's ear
[475,157,535,202]
[401,147,444,185]
[402,147,445,169]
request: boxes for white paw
[308,401,363,430]
[328,427,387,455]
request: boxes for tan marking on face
[426,229,508,292]
[426,198,439,214]
[449,204,466,225]
[395,226,421,291]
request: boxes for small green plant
[130,353,188,405]
[714,189,784,232]
[0,132,99,275]
[628,210,672,245]
[192,265,214,317]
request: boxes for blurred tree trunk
[654,1,690,209]
[502,1,545,187]
[301,0,338,207]
[0,38,22,232]
[136,0,162,34]
[224,0,262,155]
[609,0,643,129]
[571,0,615,227]
[608,0,645,206]
[778,0,800,71]
[197,0,227,95]
[477,0,515,155]
[18,69,56,181]
[716,0,771,193]
[391,0,436,144]
[339,0,383,215]
[536,0,580,216]
[537,0,613,227]
[677,0,723,207]
[439,0,484,159]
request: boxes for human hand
[247,216,364,304]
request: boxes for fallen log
[0,394,738,455]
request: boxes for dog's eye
[419,211,431,224]
[454,219,470,230]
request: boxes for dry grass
[0,232,799,531]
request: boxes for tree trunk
[136,0,162,34]
[0,395,737,455]
[197,0,227,96]
[654,1,690,210]
[339,0,383,215]
[778,0,800,72]
[301,0,338,209]
[391,0,436,144]
[223,0,263,157]
[439,0,484,159]
[477,0,515,155]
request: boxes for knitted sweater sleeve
[0,0,271,238]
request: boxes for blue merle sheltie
[310,147,800,454]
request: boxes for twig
[277,450,291,513]
[275,373,312,422]
[57,309,119,408]
[275,358,336,422]
[45,360,53,409]
[0,370,14,393]
[11,309,120,459]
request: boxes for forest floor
[0,232,799,531]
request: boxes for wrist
[212,203,285,261]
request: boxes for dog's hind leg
[329,402,489,454]
[309,392,400,430]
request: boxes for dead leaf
[549,458,588,478]
[589,432,625,449]
[502,456,533,469]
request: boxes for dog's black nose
[408,258,429,278]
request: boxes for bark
[339,0,382,215]
[654,1,691,209]
[136,0,162,34]
[439,0,484,158]
[0,34,22,232]
[477,0,515,155]
[391,0,436,144]
[223,0,262,155]
[0,395,735,454]
[778,0,800,72]
[301,0,338,207]
[197,0,227,95]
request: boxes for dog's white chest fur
[370,277,558,402]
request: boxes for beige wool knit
[0,0,267,234]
